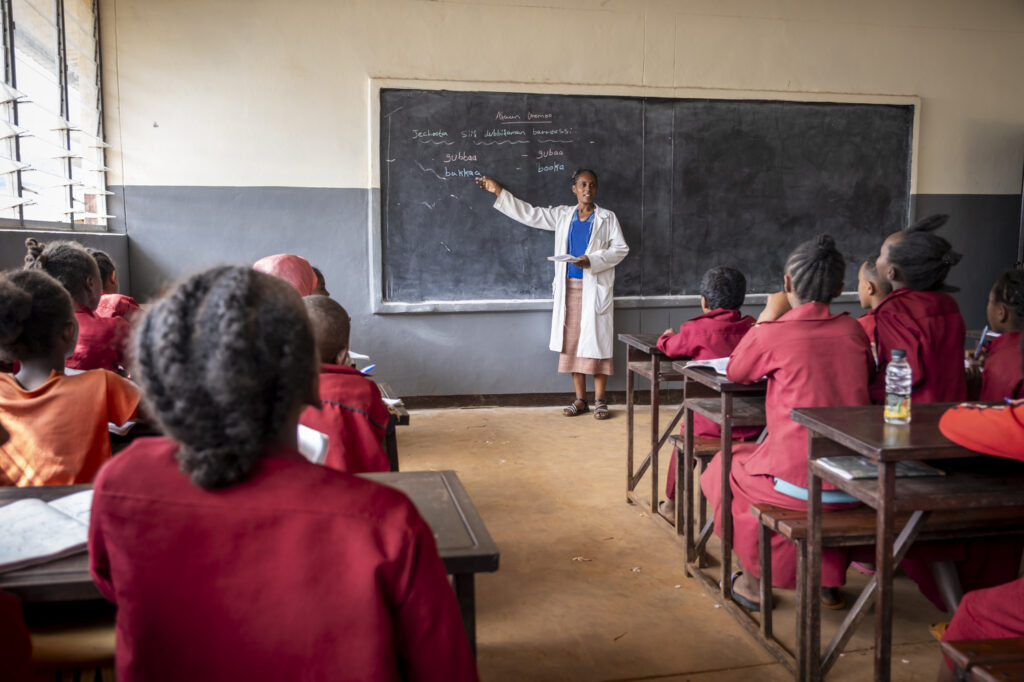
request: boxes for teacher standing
[476,170,629,420]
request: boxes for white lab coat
[494,189,629,359]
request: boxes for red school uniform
[67,304,131,373]
[95,293,142,322]
[700,302,873,588]
[939,401,1024,647]
[89,437,478,682]
[869,288,966,404]
[300,363,391,474]
[857,308,878,343]
[980,331,1023,401]
[657,308,759,500]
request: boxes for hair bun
[942,252,962,266]
[23,238,46,268]
[907,214,949,233]
[814,234,837,255]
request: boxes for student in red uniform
[24,239,130,373]
[252,252,317,296]
[0,270,140,486]
[89,266,477,682]
[870,215,966,404]
[975,268,1023,401]
[700,235,873,610]
[88,248,142,322]
[855,255,891,363]
[936,335,1024,682]
[299,295,390,473]
[655,266,758,518]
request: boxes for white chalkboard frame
[368,77,919,315]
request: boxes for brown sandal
[563,398,588,416]
[593,398,610,420]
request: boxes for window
[1,0,108,227]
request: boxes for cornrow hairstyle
[87,248,116,286]
[699,266,747,310]
[0,269,74,361]
[992,268,1024,320]
[134,266,318,490]
[784,234,845,304]
[570,168,598,186]
[304,295,350,363]
[23,238,98,303]
[861,255,893,296]
[887,213,962,291]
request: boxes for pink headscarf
[252,254,316,296]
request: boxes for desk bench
[941,638,1024,682]
[749,503,1024,675]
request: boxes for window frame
[0,0,108,231]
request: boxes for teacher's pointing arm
[585,212,629,275]
[476,175,561,232]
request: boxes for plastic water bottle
[884,349,912,424]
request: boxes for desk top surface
[791,403,978,462]
[0,470,498,603]
[617,333,666,355]
[673,363,767,393]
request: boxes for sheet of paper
[47,490,94,527]
[547,254,576,262]
[297,424,329,465]
[348,351,370,361]
[382,398,404,407]
[0,498,88,573]
[683,357,730,375]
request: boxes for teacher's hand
[574,255,591,268]
[475,176,503,195]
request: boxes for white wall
[103,0,1024,194]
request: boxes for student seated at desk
[89,267,476,682]
[88,248,142,323]
[300,295,390,473]
[855,255,892,363]
[0,418,33,681]
[24,239,130,374]
[870,215,966,404]
[0,270,140,486]
[252,252,317,296]
[972,268,1023,401]
[701,235,873,611]
[937,340,1024,681]
[655,266,759,517]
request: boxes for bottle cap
[891,348,907,360]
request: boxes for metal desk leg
[454,572,477,659]
[874,462,896,681]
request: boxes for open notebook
[0,490,93,574]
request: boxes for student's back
[870,216,966,403]
[92,437,468,681]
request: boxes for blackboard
[379,88,913,306]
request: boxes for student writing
[89,248,143,322]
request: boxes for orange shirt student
[976,269,1023,401]
[0,270,139,486]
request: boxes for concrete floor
[398,404,949,681]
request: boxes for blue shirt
[566,210,594,279]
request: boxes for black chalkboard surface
[380,88,913,304]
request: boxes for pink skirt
[557,278,613,376]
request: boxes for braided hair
[784,234,845,304]
[23,238,100,307]
[885,214,962,291]
[992,268,1024,322]
[134,266,317,489]
[699,266,747,310]
[0,270,74,361]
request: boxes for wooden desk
[794,404,1024,682]
[0,471,499,655]
[942,638,1024,681]
[672,365,766,582]
[618,333,686,513]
